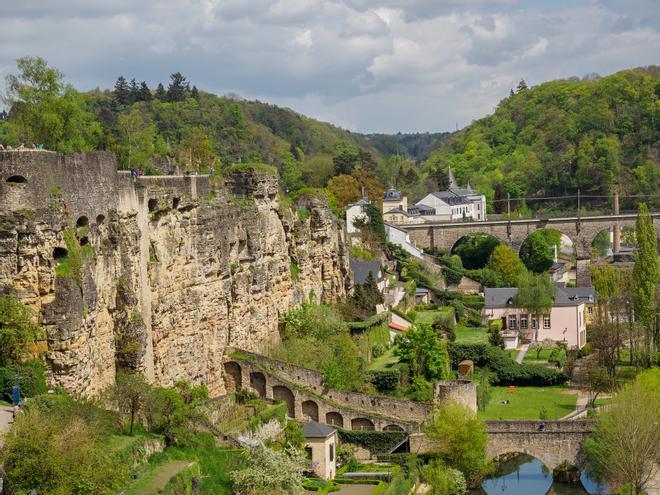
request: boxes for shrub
[0,359,47,402]
[337,430,408,454]
[370,369,400,394]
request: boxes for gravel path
[0,404,13,447]
[515,343,530,364]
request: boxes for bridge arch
[273,385,296,418]
[223,361,242,392]
[351,418,375,431]
[326,412,344,428]
[488,448,556,472]
[383,424,404,432]
[302,400,319,422]
[447,230,509,257]
[249,371,266,398]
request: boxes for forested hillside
[1,57,657,214]
[425,67,660,213]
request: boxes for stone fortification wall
[434,380,478,413]
[0,151,350,396]
[229,350,444,423]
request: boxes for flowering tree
[231,443,307,495]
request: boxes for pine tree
[128,78,139,104]
[114,76,130,106]
[190,85,199,100]
[631,203,658,365]
[138,81,151,102]
[516,79,528,92]
[167,72,189,102]
[154,83,166,101]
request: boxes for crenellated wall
[0,151,351,396]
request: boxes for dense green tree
[154,82,167,101]
[513,272,556,341]
[0,294,41,366]
[487,244,527,286]
[584,369,660,494]
[631,203,658,364]
[4,56,101,151]
[519,231,555,273]
[108,370,149,435]
[424,400,488,483]
[115,107,155,170]
[166,72,189,102]
[332,141,360,175]
[113,75,130,106]
[395,323,451,381]
[452,233,500,269]
[138,81,151,102]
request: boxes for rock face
[0,152,350,396]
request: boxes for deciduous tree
[513,272,555,341]
[487,244,527,285]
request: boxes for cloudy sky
[1,0,658,133]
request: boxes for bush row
[337,430,408,454]
[448,343,567,386]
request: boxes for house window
[520,314,528,329]
[508,315,517,330]
[305,447,313,460]
[588,306,593,315]
[329,443,334,462]
[543,315,551,329]
[531,316,538,329]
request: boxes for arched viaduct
[403,213,660,286]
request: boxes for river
[469,454,606,495]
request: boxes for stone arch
[447,229,508,255]
[148,198,158,212]
[172,197,180,209]
[302,400,319,422]
[223,361,242,392]
[6,175,27,184]
[249,372,266,399]
[450,232,503,269]
[273,385,295,418]
[518,227,577,272]
[489,449,556,471]
[326,412,344,428]
[76,216,89,227]
[383,424,404,432]
[96,214,106,225]
[351,418,375,431]
[79,236,90,246]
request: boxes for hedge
[370,369,401,394]
[337,430,408,454]
[447,343,567,386]
[348,312,390,331]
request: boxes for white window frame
[520,314,528,330]
[508,315,517,330]
[531,316,538,329]
[543,315,551,329]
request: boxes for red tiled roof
[388,322,406,332]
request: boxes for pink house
[482,285,593,349]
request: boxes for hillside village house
[483,284,596,349]
[345,198,371,234]
[381,167,486,225]
[302,422,337,480]
[349,258,386,291]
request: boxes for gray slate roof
[484,285,596,308]
[350,258,383,284]
[302,421,336,438]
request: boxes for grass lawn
[368,346,399,371]
[454,326,489,344]
[523,348,554,364]
[414,310,449,325]
[615,364,639,386]
[478,386,578,420]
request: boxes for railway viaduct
[402,213,660,286]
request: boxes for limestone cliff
[0,152,350,396]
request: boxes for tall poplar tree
[631,203,658,365]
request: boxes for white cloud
[0,0,657,132]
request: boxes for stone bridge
[403,213,660,286]
[223,351,477,433]
[485,420,594,472]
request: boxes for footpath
[0,404,12,447]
